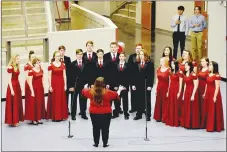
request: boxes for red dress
[205,74,224,132]
[165,71,182,127]
[46,63,68,121]
[180,73,200,129]
[198,69,209,128]
[24,63,33,119]
[153,67,170,122]
[5,66,24,125]
[26,69,46,121]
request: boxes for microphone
[144,78,149,141]
[68,119,73,138]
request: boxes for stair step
[2,15,24,23]
[111,14,135,25]
[27,13,47,21]
[117,8,136,18]
[125,4,136,11]
[1,1,21,8]
[25,2,45,7]
[2,20,48,29]
[2,8,23,16]
[2,27,48,37]
[26,7,46,14]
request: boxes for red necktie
[99,61,102,68]
[78,62,82,68]
[112,54,116,61]
[141,62,144,68]
[120,64,123,71]
[88,54,91,60]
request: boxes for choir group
[4,41,224,133]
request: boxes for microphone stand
[67,77,79,138]
[144,78,149,141]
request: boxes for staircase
[111,2,136,26]
[2,1,49,65]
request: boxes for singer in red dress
[5,54,24,127]
[24,51,35,120]
[162,46,173,66]
[198,57,210,128]
[204,61,224,132]
[180,61,200,129]
[178,50,194,72]
[47,51,68,121]
[165,59,183,127]
[153,57,171,122]
[27,58,46,125]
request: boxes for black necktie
[177,16,180,32]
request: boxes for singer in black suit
[69,49,88,120]
[94,49,107,82]
[131,50,154,121]
[59,45,72,115]
[116,52,130,120]
[103,42,121,118]
[127,44,143,113]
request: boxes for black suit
[94,60,108,82]
[62,56,72,110]
[131,61,155,118]
[116,62,130,116]
[69,60,88,118]
[128,53,137,111]
[83,52,97,86]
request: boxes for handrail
[21,1,28,50]
[110,1,129,17]
[45,1,55,32]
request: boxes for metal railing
[110,1,132,17]
[21,1,28,50]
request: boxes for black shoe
[72,117,76,120]
[119,110,123,114]
[79,112,82,115]
[103,144,109,148]
[146,117,151,121]
[129,110,136,113]
[81,115,88,120]
[133,116,142,120]
[111,115,119,119]
[93,144,98,147]
[37,121,43,124]
[124,116,129,120]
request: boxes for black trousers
[90,113,112,145]
[71,89,87,117]
[109,86,120,116]
[172,32,186,59]
[135,88,151,118]
[120,90,129,116]
[130,86,137,111]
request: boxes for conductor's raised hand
[118,85,126,91]
[147,87,152,91]
[132,86,136,90]
[84,84,88,89]
[106,85,110,89]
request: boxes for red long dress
[46,63,68,121]
[153,67,170,122]
[205,74,224,132]
[24,63,33,119]
[5,66,24,125]
[198,69,209,128]
[26,69,46,121]
[165,71,182,127]
[180,73,200,129]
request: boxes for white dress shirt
[171,14,189,35]
[86,52,93,58]
[111,52,117,59]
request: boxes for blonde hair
[8,54,20,71]
[161,57,169,67]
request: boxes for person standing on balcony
[171,6,188,59]
[59,45,71,115]
[117,41,125,54]
[24,51,35,122]
[5,54,24,127]
[189,6,207,61]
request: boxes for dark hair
[58,45,66,51]
[178,6,185,11]
[110,42,118,46]
[162,46,173,65]
[86,41,94,46]
[199,57,209,70]
[29,51,35,60]
[171,60,179,74]
[120,51,126,56]
[97,49,104,54]
[76,49,83,55]
[194,6,201,12]
[210,61,219,74]
[184,61,194,75]
[91,77,106,105]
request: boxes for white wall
[79,1,111,16]
[156,1,194,32]
[207,1,226,78]
[136,1,142,24]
